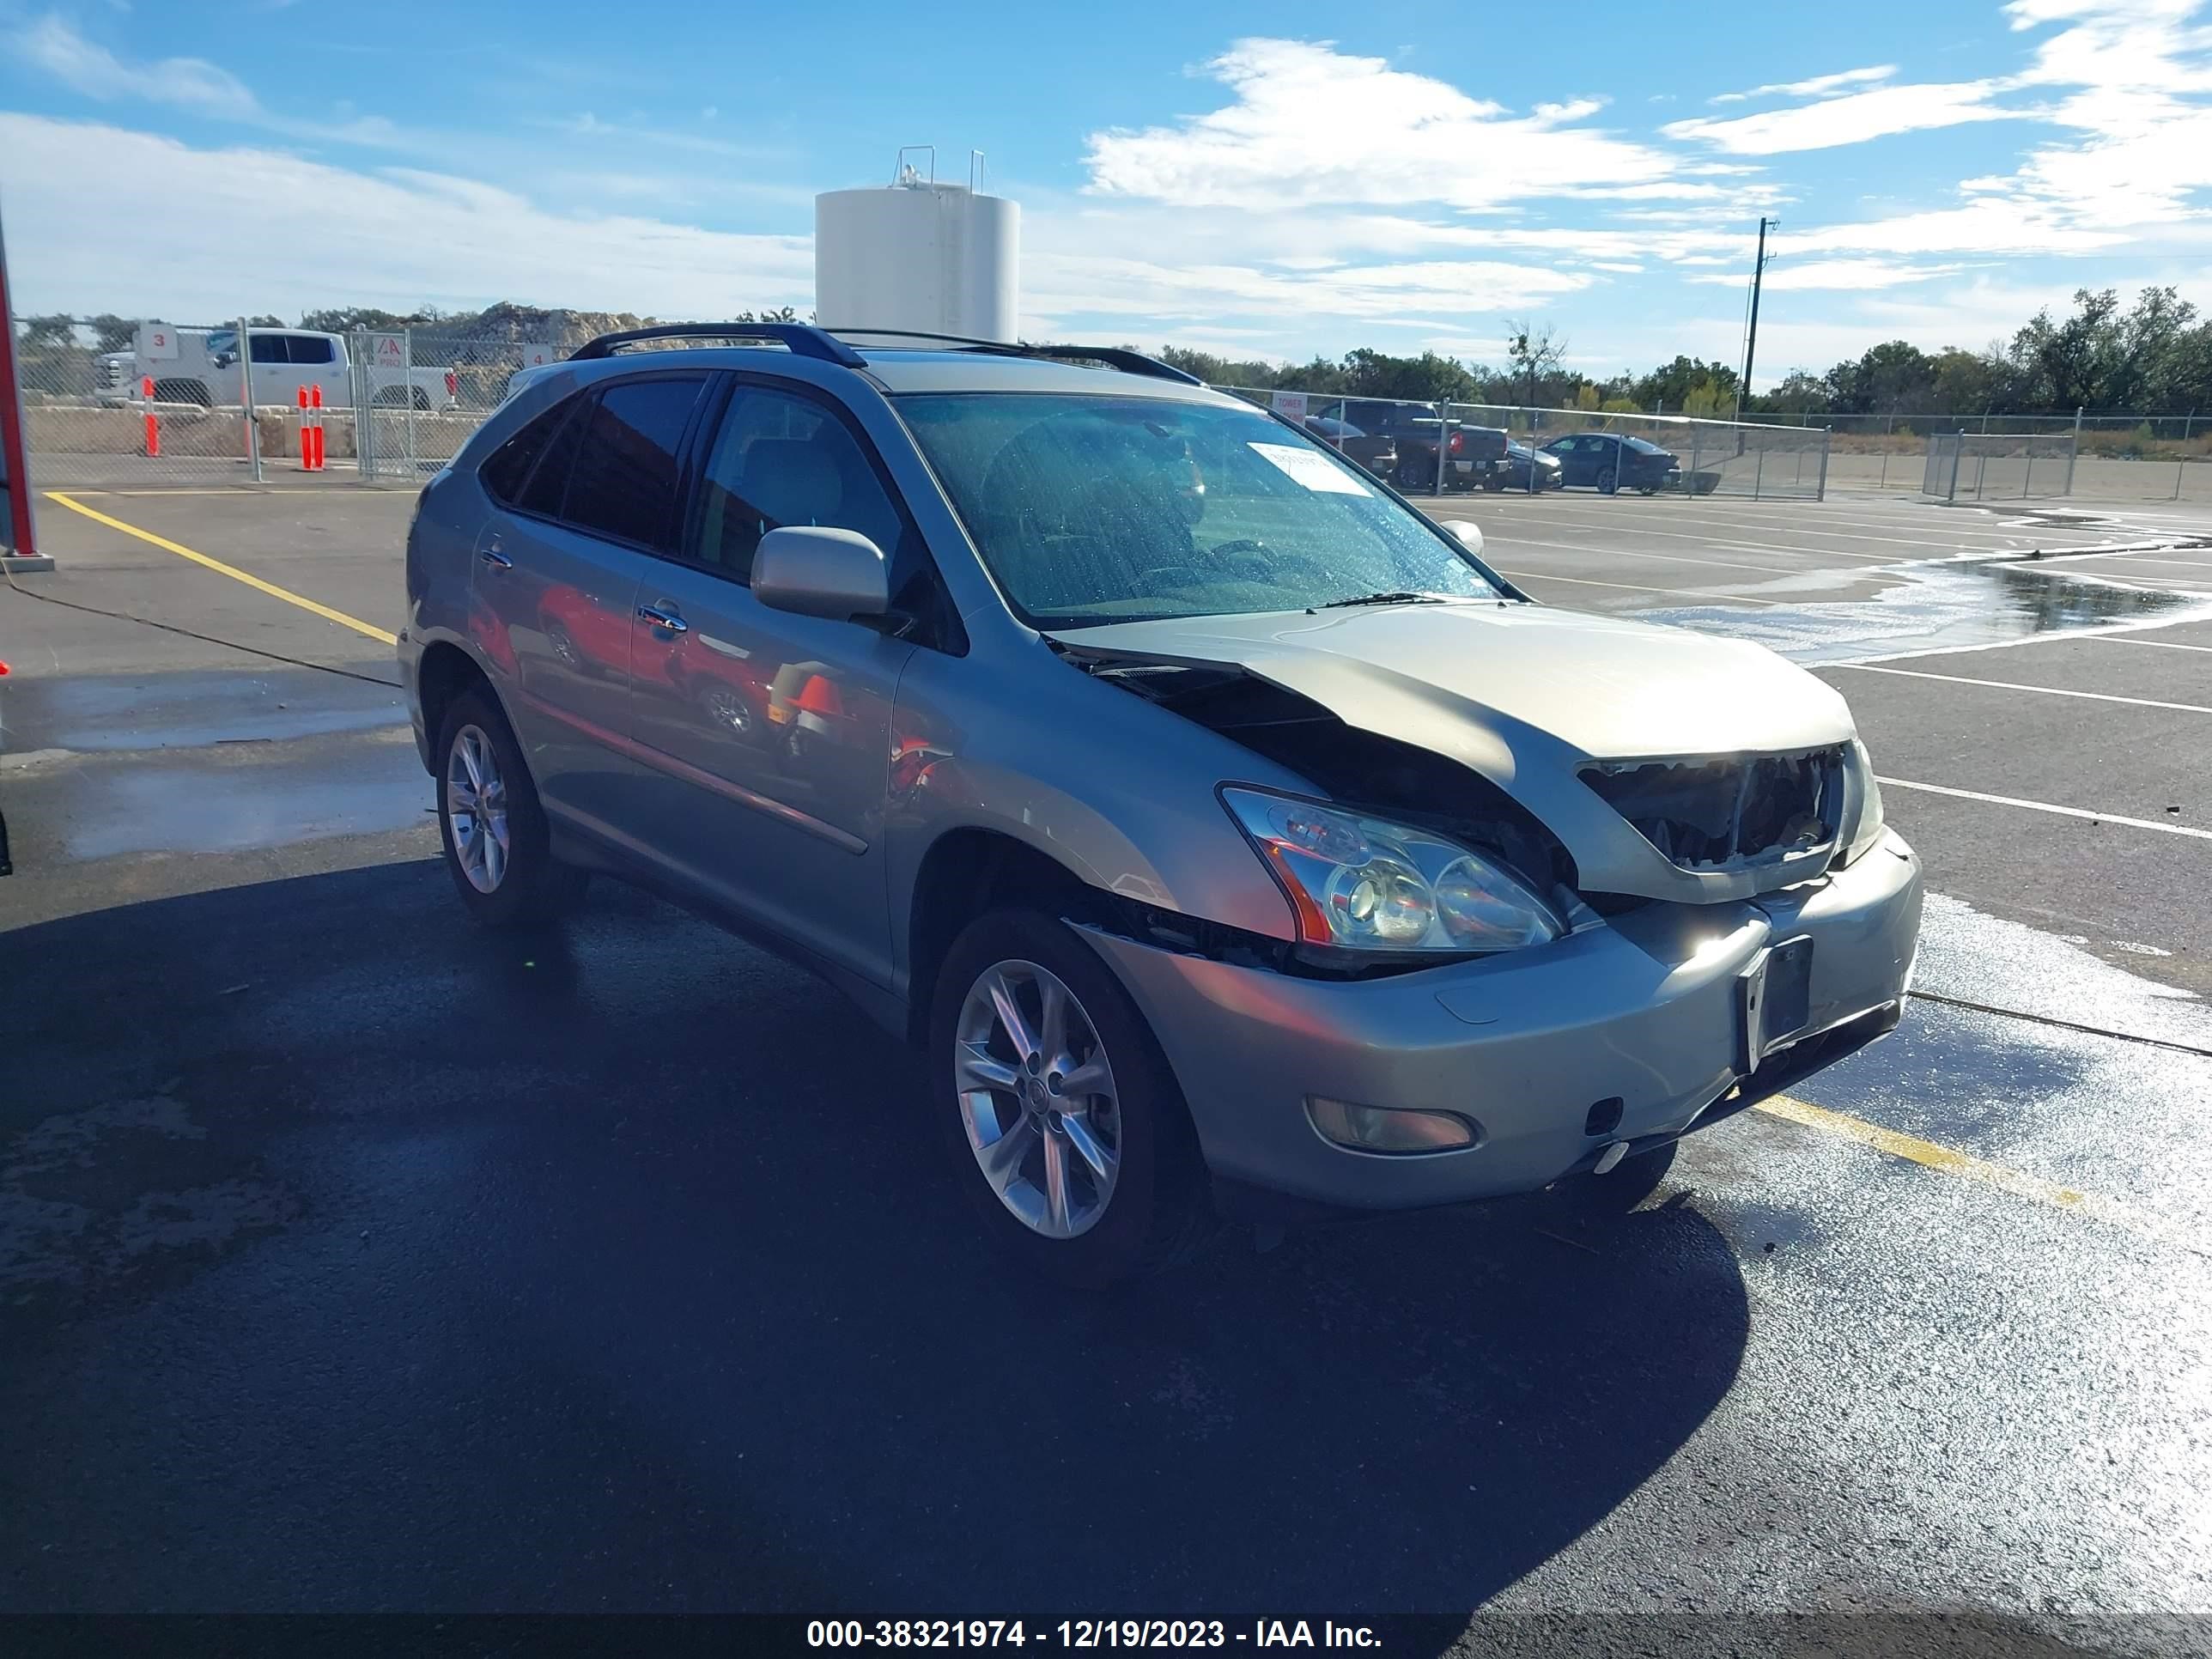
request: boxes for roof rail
[824,328,1204,386]
[569,323,866,368]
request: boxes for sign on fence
[137,323,179,362]
[517,343,558,370]
[368,333,407,374]
[1269,391,1309,422]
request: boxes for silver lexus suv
[399,324,1923,1283]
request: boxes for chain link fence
[7,318,568,489]
[1746,410,2211,502]
[1921,432,2081,503]
[1224,388,1831,501]
[349,330,564,483]
[10,319,271,486]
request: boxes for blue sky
[3,0,2210,386]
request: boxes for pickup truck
[1306,398,1507,489]
[97,327,455,412]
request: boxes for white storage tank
[815,155,1019,343]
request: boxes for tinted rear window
[481,397,578,506]
[558,376,708,548]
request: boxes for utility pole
[1734,216,1774,422]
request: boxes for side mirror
[212,350,238,369]
[754,526,890,621]
[1444,519,1485,558]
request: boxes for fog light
[1307,1097,1478,1154]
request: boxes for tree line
[1158,288,2212,419]
[17,288,2210,418]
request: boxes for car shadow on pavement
[1,860,1749,1616]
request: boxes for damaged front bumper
[1079,828,1923,1215]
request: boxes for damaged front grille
[1581,747,1844,872]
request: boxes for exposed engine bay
[1061,652,1583,906]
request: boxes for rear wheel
[1596,466,1618,495]
[434,685,586,927]
[930,909,1208,1285]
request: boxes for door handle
[478,545,512,571]
[637,601,690,634]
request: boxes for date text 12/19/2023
[805,1620,1385,1649]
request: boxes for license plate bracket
[1738,936,1814,1073]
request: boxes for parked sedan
[1303,415,1397,480]
[1544,432,1680,495]
[1483,441,1565,492]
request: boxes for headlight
[1840,738,1886,864]
[1222,787,1561,953]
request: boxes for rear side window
[519,400,590,518]
[288,335,336,365]
[248,334,287,364]
[480,397,578,506]
[559,375,708,549]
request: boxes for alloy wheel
[953,958,1123,1238]
[445,723,511,894]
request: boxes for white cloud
[1711,64,1898,104]
[0,114,812,319]
[11,10,257,119]
[1083,38,1679,210]
[1663,80,2027,154]
[1686,258,1966,290]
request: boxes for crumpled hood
[1048,600,1860,903]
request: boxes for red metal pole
[308,382,325,471]
[143,375,160,457]
[0,192,45,568]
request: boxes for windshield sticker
[1248,442,1371,495]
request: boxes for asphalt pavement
[3,482,2209,1650]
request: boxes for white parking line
[1879,778,2212,840]
[2083,635,2212,653]
[1480,515,1899,565]
[1831,662,2212,713]
[1482,533,1817,577]
[2060,554,2212,571]
[1494,568,1788,607]
[1522,501,2125,549]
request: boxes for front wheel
[435,685,586,927]
[930,909,1208,1285]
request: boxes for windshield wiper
[1316,591,1450,610]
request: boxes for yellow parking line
[1754,1094,2201,1256]
[40,490,397,647]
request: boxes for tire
[434,684,586,927]
[1548,1139,1677,1216]
[1395,458,1433,490]
[929,908,1211,1286]
[1638,483,1658,496]
[1481,475,1504,493]
[1596,466,1618,495]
